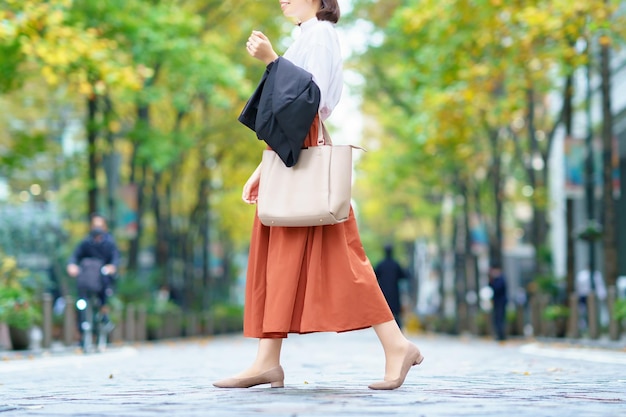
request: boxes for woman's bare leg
[233,338,283,378]
[372,319,417,380]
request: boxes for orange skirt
[243,118,394,339]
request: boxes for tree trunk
[563,74,576,297]
[127,104,150,273]
[198,100,212,311]
[584,46,597,286]
[525,87,550,274]
[453,201,467,334]
[220,237,234,302]
[526,87,540,266]
[434,211,445,316]
[102,95,117,230]
[165,179,174,288]
[198,148,211,310]
[184,223,196,310]
[127,62,162,273]
[486,128,504,263]
[600,28,618,288]
[87,94,98,216]
[462,182,477,335]
[152,171,168,282]
[127,164,147,273]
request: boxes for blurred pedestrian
[374,244,408,330]
[66,214,120,336]
[488,262,508,341]
[213,0,423,391]
[575,268,607,332]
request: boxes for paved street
[1,331,625,416]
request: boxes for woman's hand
[246,30,278,65]
[242,163,262,204]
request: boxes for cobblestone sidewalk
[1,331,625,416]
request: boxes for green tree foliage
[0,0,289,309]
[349,0,625,265]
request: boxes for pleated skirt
[243,118,394,339]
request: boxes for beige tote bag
[257,122,361,227]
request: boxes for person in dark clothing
[374,245,408,330]
[66,214,120,332]
[488,263,508,341]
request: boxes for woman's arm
[246,31,278,65]
[242,162,262,204]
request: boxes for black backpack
[77,258,105,292]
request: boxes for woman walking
[213,0,423,390]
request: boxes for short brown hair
[317,0,340,23]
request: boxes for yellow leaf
[599,35,611,46]
[109,120,122,133]
[48,10,64,26]
[78,81,93,96]
[41,66,59,85]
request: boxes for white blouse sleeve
[283,20,343,120]
[303,42,334,119]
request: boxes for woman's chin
[284,14,299,24]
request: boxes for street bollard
[42,293,53,349]
[457,302,469,334]
[529,295,540,337]
[538,295,549,337]
[0,323,11,349]
[164,313,175,338]
[204,311,214,335]
[567,293,579,339]
[187,314,198,337]
[483,310,493,337]
[515,304,525,336]
[587,292,599,340]
[135,306,147,342]
[171,312,181,338]
[607,286,620,341]
[468,306,479,336]
[111,318,123,343]
[530,295,548,337]
[125,304,136,342]
[63,295,76,347]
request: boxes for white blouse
[283,18,343,121]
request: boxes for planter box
[9,326,30,350]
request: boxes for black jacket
[68,233,120,270]
[489,275,508,306]
[374,256,407,314]
[238,57,321,167]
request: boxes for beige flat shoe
[213,366,285,389]
[368,344,423,390]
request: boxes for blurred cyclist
[66,213,120,341]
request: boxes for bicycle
[74,258,115,353]
[76,292,114,353]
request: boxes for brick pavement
[1,331,625,416]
